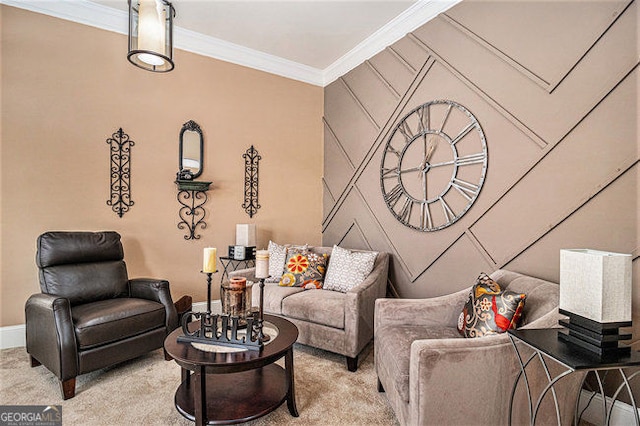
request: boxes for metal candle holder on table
[177,271,266,350]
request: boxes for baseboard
[579,389,639,425]
[0,324,26,349]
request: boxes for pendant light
[127,0,175,72]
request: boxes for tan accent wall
[0,6,323,327]
[323,1,639,339]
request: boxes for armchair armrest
[228,267,258,282]
[129,278,178,332]
[409,334,516,425]
[344,253,390,357]
[25,293,78,381]
[375,286,470,331]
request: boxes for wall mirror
[178,120,204,180]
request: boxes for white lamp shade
[127,0,175,72]
[560,249,632,323]
[236,224,256,247]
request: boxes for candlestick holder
[255,278,270,342]
[177,270,264,350]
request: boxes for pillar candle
[203,247,217,273]
[255,249,270,279]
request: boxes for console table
[508,328,640,425]
[218,256,255,283]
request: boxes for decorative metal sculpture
[176,180,211,240]
[242,145,261,218]
[106,128,134,217]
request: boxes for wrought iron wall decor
[176,180,211,240]
[242,145,261,218]
[106,128,134,218]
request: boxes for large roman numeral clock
[380,100,487,231]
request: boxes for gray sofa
[375,269,585,425]
[229,246,389,371]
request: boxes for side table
[508,328,640,425]
[218,256,255,283]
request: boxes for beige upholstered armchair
[374,270,586,425]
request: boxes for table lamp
[559,249,632,356]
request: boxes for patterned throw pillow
[323,245,378,293]
[266,241,307,283]
[457,273,526,338]
[279,249,328,290]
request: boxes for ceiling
[96,0,416,69]
[4,0,461,85]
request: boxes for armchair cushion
[267,240,289,283]
[457,273,526,338]
[36,231,123,267]
[282,289,346,329]
[253,284,304,314]
[37,231,129,305]
[279,249,328,289]
[40,261,129,306]
[72,298,165,350]
[266,241,307,283]
[323,245,378,293]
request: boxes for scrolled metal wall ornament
[106,128,134,217]
[176,181,211,240]
[242,145,261,218]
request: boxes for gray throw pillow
[324,245,377,293]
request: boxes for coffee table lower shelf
[175,364,289,425]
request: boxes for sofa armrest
[129,278,178,332]
[344,253,390,357]
[375,287,470,331]
[228,267,258,282]
[25,293,78,380]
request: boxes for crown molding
[322,0,462,85]
[174,26,323,86]
[1,0,459,87]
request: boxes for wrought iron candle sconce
[242,145,261,218]
[176,180,211,240]
[106,128,134,217]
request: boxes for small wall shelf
[176,180,212,240]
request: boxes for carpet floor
[0,344,399,425]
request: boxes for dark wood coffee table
[164,314,299,425]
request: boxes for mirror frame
[179,120,204,180]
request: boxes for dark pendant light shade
[127,0,175,72]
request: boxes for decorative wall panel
[322,0,639,339]
[367,50,415,98]
[323,120,355,203]
[324,81,379,168]
[443,1,631,91]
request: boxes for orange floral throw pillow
[279,249,328,290]
[457,273,526,338]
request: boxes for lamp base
[559,309,631,357]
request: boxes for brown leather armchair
[25,231,179,399]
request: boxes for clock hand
[422,169,427,200]
[424,135,437,163]
[429,159,456,168]
[400,166,422,174]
